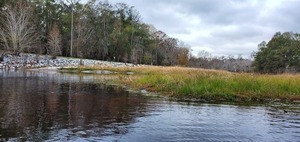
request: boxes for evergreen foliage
[253,32,300,73]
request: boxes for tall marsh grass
[61,65,300,102]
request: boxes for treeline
[189,50,252,72]
[0,0,190,66]
[190,31,300,74]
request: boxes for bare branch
[48,23,62,56]
[0,2,39,53]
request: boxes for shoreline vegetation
[59,65,300,103]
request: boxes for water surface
[0,71,299,142]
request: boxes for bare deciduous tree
[0,2,39,53]
[48,23,62,56]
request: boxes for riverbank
[0,53,135,70]
[60,65,300,103]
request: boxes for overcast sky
[83,0,300,58]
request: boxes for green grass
[60,65,300,102]
[173,74,300,102]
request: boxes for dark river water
[0,71,300,142]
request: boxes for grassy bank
[60,65,300,102]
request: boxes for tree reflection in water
[0,71,149,141]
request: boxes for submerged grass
[61,65,300,102]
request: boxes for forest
[0,0,190,66]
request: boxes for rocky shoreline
[0,53,135,70]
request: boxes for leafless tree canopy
[48,23,62,56]
[0,2,39,53]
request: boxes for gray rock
[0,53,137,70]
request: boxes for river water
[0,71,299,142]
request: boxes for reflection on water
[0,71,149,141]
[0,71,299,142]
